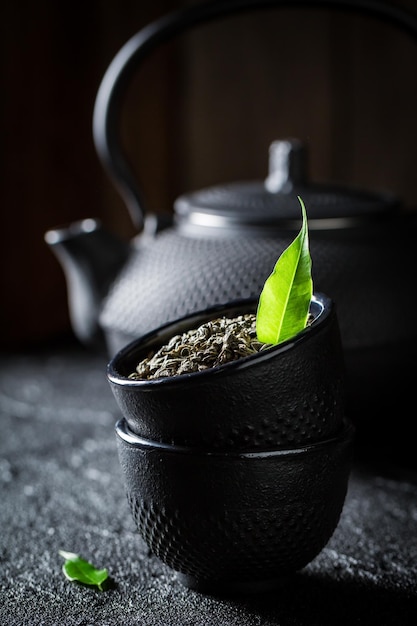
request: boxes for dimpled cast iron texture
[99,227,412,357]
[115,419,354,593]
[107,295,345,451]
[99,234,288,356]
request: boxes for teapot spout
[44,218,130,349]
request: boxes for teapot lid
[174,139,400,232]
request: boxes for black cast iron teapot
[45,0,417,446]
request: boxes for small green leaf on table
[59,550,109,591]
[256,196,313,345]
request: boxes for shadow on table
[222,571,416,625]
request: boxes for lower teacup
[115,418,354,594]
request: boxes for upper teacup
[107,294,345,451]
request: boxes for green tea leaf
[256,196,313,345]
[59,550,109,591]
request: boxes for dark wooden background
[2,0,417,348]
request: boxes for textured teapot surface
[97,139,411,358]
[99,207,416,358]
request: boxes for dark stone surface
[1,339,416,625]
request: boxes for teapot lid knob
[174,138,400,233]
[265,139,308,193]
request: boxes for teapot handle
[93,0,417,230]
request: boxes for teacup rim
[115,417,354,458]
[107,292,333,388]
